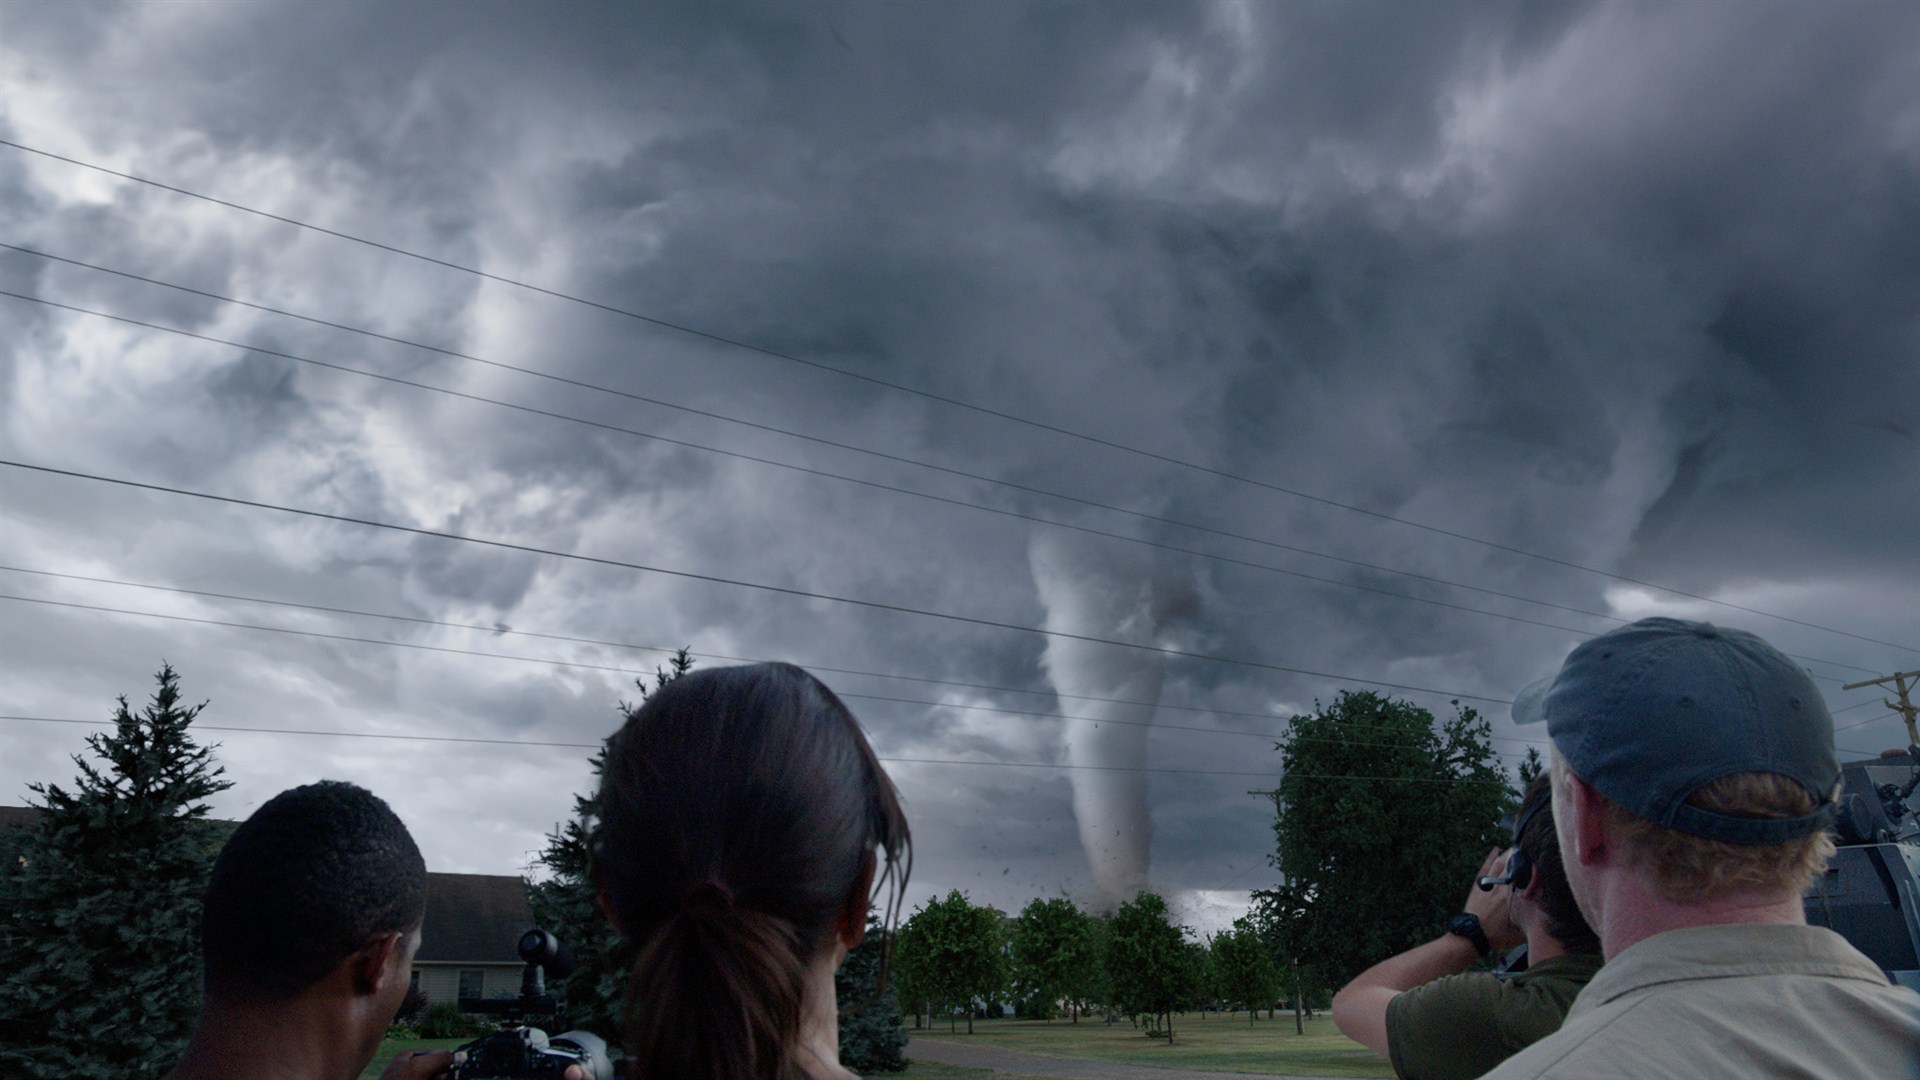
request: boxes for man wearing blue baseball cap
[1482,618,1920,1079]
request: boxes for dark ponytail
[622,896,811,1079]
[592,663,911,1080]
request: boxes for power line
[3,138,1907,655]
[0,714,1253,777]
[1834,701,1913,735]
[0,714,1539,784]
[0,285,1633,641]
[0,562,1610,750]
[13,713,1875,783]
[12,561,1818,738]
[0,458,1516,705]
[0,563,1284,723]
[15,562,1886,753]
[0,284,1881,682]
[0,589,1539,757]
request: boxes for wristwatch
[1447,912,1493,958]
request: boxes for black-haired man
[1483,618,1920,1078]
[1333,774,1603,1080]
[163,780,456,1080]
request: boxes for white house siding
[414,962,524,1006]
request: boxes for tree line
[0,662,1517,1076]
[889,888,1290,1042]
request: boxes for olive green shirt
[1384,952,1604,1080]
[1481,924,1920,1079]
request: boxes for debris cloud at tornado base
[1030,532,1199,911]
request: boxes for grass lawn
[360,1036,1038,1080]
[909,1011,1395,1078]
[359,1037,467,1079]
[893,1064,1052,1080]
[365,1013,1388,1079]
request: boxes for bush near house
[419,1002,488,1039]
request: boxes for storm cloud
[2,0,1915,923]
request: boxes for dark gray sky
[2,0,1916,928]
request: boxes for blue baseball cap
[1512,617,1839,845]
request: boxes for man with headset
[1333,774,1603,1080]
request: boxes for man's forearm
[1349,933,1484,994]
[1331,934,1483,1056]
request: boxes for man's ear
[1566,771,1611,868]
[1518,868,1547,903]
[351,932,406,996]
[837,852,877,948]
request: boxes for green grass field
[360,1037,469,1079]
[364,1011,1392,1078]
[359,1036,1033,1080]
[891,1064,1050,1080]
[909,1011,1395,1077]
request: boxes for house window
[459,969,484,1001]
[409,970,420,991]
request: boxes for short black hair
[201,781,428,999]
[1514,773,1599,955]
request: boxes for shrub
[395,985,429,1025]
[420,1001,485,1039]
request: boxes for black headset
[1477,795,1546,892]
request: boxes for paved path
[905,1037,1330,1080]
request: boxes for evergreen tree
[835,916,908,1073]
[525,649,692,1043]
[1516,745,1545,786]
[0,665,231,1080]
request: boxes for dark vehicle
[1805,747,1920,992]
[453,929,613,1080]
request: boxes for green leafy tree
[1069,913,1113,1021]
[1211,916,1280,1023]
[893,890,1006,1034]
[526,648,693,1041]
[1246,888,1330,1021]
[890,916,932,1029]
[1186,939,1217,1014]
[1010,897,1098,1023]
[0,665,231,1080]
[1103,892,1199,1041]
[835,916,908,1073]
[1265,691,1513,992]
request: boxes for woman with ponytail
[591,662,912,1080]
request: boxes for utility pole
[1841,670,1920,746]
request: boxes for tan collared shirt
[1482,923,1920,1079]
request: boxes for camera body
[450,929,614,1080]
[453,1025,609,1080]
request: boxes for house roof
[417,872,535,964]
[2,806,534,965]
